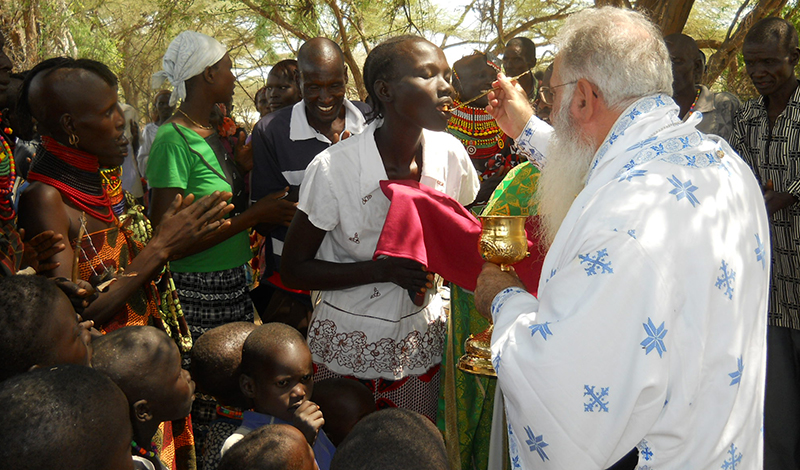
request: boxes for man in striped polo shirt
[731,17,800,469]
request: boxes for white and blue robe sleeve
[492,230,671,469]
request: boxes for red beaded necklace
[27,136,116,223]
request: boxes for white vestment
[492,95,769,469]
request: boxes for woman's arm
[280,210,431,293]
[149,187,296,258]
[19,186,231,325]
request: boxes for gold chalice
[458,215,529,377]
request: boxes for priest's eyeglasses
[538,80,578,105]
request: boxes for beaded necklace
[686,87,702,118]
[27,136,115,223]
[100,166,125,217]
[217,404,245,420]
[0,132,16,221]
[131,439,158,459]
[447,100,506,157]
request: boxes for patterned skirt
[314,361,441,422]
[172,264,254,343]
[172,264,254,452]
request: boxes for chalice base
[457,325,496,377]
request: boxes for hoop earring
[69,133,80,147]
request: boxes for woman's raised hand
[154,191,235,260]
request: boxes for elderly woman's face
[68,74,128,168]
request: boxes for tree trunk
[635,0,695,35]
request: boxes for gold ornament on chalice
[457,215,529,377]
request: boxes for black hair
[153,88,171,105]
[506,37,537,66]
[91,325,173,401]
[0,275,65,381]
[254,86,268,106]
[330,408,449,470]
[270,59,299,83]
[219,424,312,470]
[362,35,427,122]
[191,321,257,407]
[745,17,799,53]
[241,322,307,376]
[0,365,130,470]
[15,57,118,140]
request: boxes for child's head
[312,378,375,446]
[240,322,313,421]
[0,275,91,381]
[191,321,257,409]
[0,364,133,470]
[92,325,195,424]
[218,424,316,470]
[362,35,453,131]
[330,408,449,470]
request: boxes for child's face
[387,40,454,132]
[148,336,195,422]
[48,291,91,367]
[250,341,314,422]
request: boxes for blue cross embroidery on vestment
[668,175,700,207]
[641,318,668,357]
[508,424,522,469]
[579,249,613,276]
[619,169,647,182]
[529,322,553,341]
[715,260,735,300]
[729,357,744,386]
[524,426,550,462]
[722,443,742,470]
[546,268,557,283]
[638,439,653,461]
[492,353,501,373]
[584,385,609,412]
[627,229,637,239]
[755,234,766,270]
[650,143,666,156]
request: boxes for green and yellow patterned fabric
[439,162,540,470]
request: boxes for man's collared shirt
[250,99,369,277]
[731,80,800,329]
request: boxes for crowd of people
[0,6,797,470]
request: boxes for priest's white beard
[533,92,598,248]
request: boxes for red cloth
[373,180,544,293]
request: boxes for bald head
[664,33,699,56]
[192,321,257,407]
[0,365,133,470]
[297,37,345,71]
[18,57,117,140]
[241,323,306,375]
[219,424,315,470]
[92,326,176,401]
[745,17,799,53]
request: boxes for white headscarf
[152,31,227,106]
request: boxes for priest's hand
[486,73,534,140]
[474,262,527,320]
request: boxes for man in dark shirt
[730,17,800,470]
[250,37,368,326]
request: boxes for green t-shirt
[147,123,251,273]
